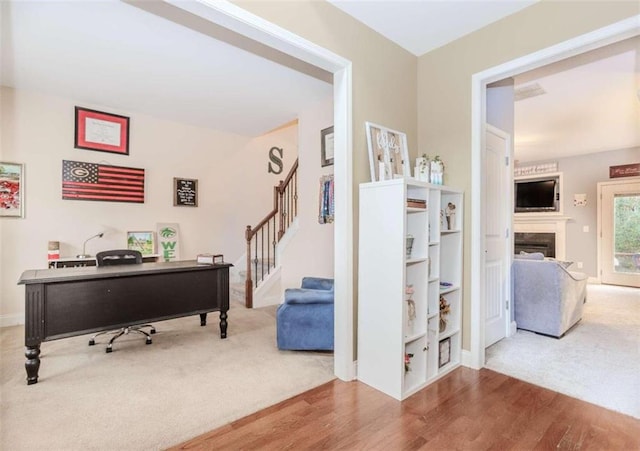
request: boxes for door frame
[164,0,356,380]
[469,15,640,369]
[597,178,640,286]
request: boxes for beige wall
[280,96,335,290]
[417,1,639,348]
[236,0,638,353]
[233,0,418,356]
[0,86,333,324]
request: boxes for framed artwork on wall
[127,231,156,256]
[62,160,145,203]
[173,177,198,207]
[0,162,25,218]
[365,122,410,182]
[321,126,334,167]
[75,106,130,155]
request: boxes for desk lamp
[77,232,104,259]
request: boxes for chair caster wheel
[106,347,113,353]
[89,339,95,346]
[146,339,152,345]
[150,329,156,335]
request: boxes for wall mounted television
[514,175,560,213]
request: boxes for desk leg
[25,345,41,385]
[219,311,228,339]
[199,313,207,326]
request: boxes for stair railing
[245,159,298,308]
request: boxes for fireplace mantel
[513,215,572,260]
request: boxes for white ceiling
[329,1,639,162]
[328,0,540,56]
[513,40,640,162]
[2,0,638,161]
[0,0,332,137]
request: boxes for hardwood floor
[171,367,640,450]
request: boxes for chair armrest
[558,264,588,282]
[284,288,334,305]
[301,277,334,291]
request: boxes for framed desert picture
[127,231,156,256]
[0,162,24,218]
[365,122,410,182]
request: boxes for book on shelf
[197,253,224,265]
[406,198,427,209]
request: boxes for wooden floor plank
[169,368,640,450]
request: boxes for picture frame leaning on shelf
[365,122,410,182]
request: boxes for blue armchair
[276,277,334,351]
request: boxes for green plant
[614,196,640,253]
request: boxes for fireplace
[514,232,556,257]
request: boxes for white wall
[0,86,314,324]
[518,146,638,277]
[279,96,334,291]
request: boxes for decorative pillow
[515,251,545,260]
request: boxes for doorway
[598,179,640,288]
[156,1,356,381]
[470,15,640,368]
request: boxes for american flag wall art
[62,160,145,203]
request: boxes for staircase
[229,258,276,304]
[244,159,298,308]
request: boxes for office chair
[88,249,156,353]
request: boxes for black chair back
[96,249,143,266]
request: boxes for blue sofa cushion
[301,277,334,291]
[284,288,334,304]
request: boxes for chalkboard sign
[173,177,198,207]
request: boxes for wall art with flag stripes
[62,160,145,203]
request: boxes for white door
[599,180,640,288]
[484,125,511,347]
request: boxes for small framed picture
[0,162,25,218]
[127,231,156,256]
[321,126,334,167]
[75,106,130,155]
[438,337,451,368]
[365,122,410,182]
[173,177,198,207]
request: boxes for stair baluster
[244,159,298,308]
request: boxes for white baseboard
[461,349,474,368]
[252,266,283,308]
[510,321,517,336]
[345,359,358,381]
[0,313,24,328]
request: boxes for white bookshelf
[357,178,463,400]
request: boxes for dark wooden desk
[47,255,159,268]
[18,261,231,385]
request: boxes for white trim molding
[158,0,356,381]
[471,15,640,370]
[0,314,24,328]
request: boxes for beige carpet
[486,283,640,419]
[0,301,334,450]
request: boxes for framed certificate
[75,107,130,155]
